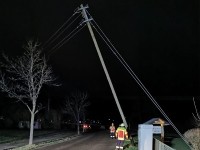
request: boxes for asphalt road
[37,130,117,150]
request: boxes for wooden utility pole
[79,4,128,128]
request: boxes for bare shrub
[184,128,200,150]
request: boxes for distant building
[18,120,41,129]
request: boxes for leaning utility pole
[79,4,128,128]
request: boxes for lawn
[0,129,56,144]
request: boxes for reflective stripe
[116,127,128,140]
[118,137,124,140]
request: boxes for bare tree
[192,97,200,127]
[0,41,59,145]
[184,97,200,150]
[63,90,90,135]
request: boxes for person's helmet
[119,123,125,127]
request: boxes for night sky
[0,0,199,128]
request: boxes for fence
[154,138,175,150]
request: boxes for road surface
[37,130,117,150]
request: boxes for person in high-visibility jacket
[109,123,116,139]
[115,123,128,150]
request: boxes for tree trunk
[29,112,35,145]
[77,121,80,135]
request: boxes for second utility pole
[79,4,128,128]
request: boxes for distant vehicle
[82,123,91,132]
[83,123,91,129]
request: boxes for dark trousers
[110,132,115,138]
[116,139,124,149]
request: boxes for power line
[43,13,82,51]
[42,10,81,51]
[89,14,192,149]
[42,13,75,48]
[41,8,85,57]
[47,22,86,57]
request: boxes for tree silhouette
[63,90,90,135]
[0,40,59,145]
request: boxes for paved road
[37,130,117,150]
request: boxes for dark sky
[0,0,199,126]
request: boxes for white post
[138,124,153,150]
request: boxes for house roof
[144,118,170,125]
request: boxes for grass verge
[0,129,56,144]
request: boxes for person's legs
[115,139,120,150]
[119,140,124,150]
[111,132,115,139]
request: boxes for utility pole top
[78,4,93,23]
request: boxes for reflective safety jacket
[115,127,128,140]
[110,125,116,133]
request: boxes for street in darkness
[37,131,116,150]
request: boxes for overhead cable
[42,10,81,51]
[89,14,192,149]
[47,22,86,57]
[43,13,82,51]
